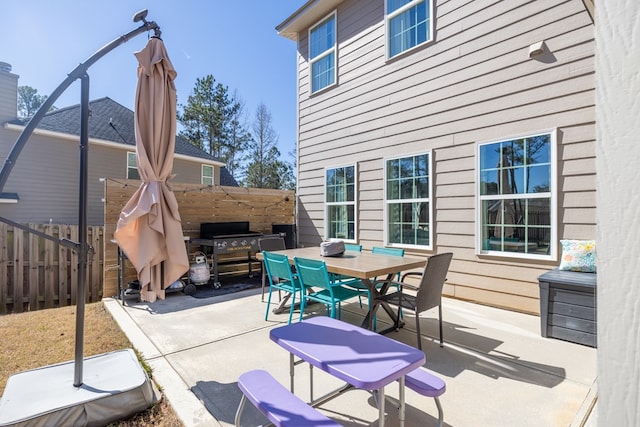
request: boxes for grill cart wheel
[183,283,197,296]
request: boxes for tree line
[18,74,295,190]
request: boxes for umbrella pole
[73,73,90,387]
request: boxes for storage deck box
[538,269,597,347]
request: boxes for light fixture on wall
[529,41,546,58]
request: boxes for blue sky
[1,1,303,158]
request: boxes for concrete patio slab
[104,286,597,427]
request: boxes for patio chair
[294,256,362,320]
[375,252,453,350]
[372,246,405,280]
[258,237,287,301]
[262,251,301,324]
[330,243,365,304]
[341,246,406,328]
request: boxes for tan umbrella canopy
[114,36,188,302]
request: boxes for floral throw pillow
[559,240,597,273]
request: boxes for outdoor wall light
[529,41,546,58]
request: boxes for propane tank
[189,252,210,285]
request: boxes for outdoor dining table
[270,315,426,427]
[257,246,426,331]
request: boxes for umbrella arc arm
[0,12,160,192]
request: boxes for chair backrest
[372,246,405,257]
[259,237,286,252]
[344,243,363,252]
[293,257,333,291]
[263,251,296,284]
[415,252,453,313]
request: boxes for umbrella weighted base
[0,349,157,427]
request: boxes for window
[477,130,556,258]
[325,165,356,241]
[309,12,336,93]
[127,152,140,180]
[385,152,432,248]
[202,164,214,185]
[386,0,433,59]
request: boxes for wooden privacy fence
[0,180,295,314]
[0,223,104,314]
[103,179,295,298]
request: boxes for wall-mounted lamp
[529,41,546,58]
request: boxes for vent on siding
[0,62,12,73]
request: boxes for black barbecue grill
[187,221,281,292]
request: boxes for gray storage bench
[538,269,597,347]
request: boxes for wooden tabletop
[257,246,425,280]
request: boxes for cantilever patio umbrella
[114,36,188,302]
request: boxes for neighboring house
[0,63,237,225]
[277,0,595,313]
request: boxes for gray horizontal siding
[293,0,595,312]
[0,128,223,225]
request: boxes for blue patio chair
[371,246,406,324]
[372,246,405,279]
[294,256,362,320]
[263,251,301,324]
[258,237,287,302]
[330,243,368,307]
[344,243,363,252]
[341,246,406,329]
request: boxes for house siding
[0,68,17,124]
[291,0,595,313]
[0,127,226,225]
[0,132,123,224]
[1,69,234,226]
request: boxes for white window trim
[324,163,358,243]
[309,11,338,94]
[385,0,435,60]
[126,152,139,180]
[475,128,558,260]
[383,151,433,250]
[201,164,214,185]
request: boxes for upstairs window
[386,0,433,59]
[127,152,140,180]
[477,131,556,259]
[325,165,356,241]
[202,164,214,185]
[385,152,432,248]
[309,12,337,93]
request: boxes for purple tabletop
[270,316,425,390]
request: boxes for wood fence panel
[103,179,296,298]
[58,226,68,308]
[28,231,39,310]
[0,223,7,314]
[0,223,104,314]
[90,226,103,301]
[68,225,78,306]
[44,224,56,308]
[0,180,294,312]
[13,229,24,313]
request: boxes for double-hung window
[309,12,336,94]
[127,152,140,180]
[386,0,433,59]
[385,152,432,248]
[202,164,214,185]
[477,130,556,258]
[325,165,356,241]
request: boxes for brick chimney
[0,62,18,123]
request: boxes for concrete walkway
[104,287,597,427]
